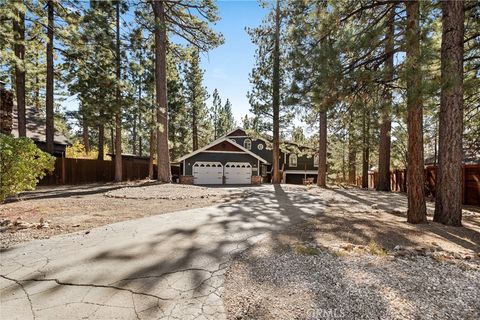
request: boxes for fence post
[462,165,465,205]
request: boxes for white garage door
[192,162,223,185]
[224,162,252,185]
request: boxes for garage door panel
[225,162,252,185]
[193,162,223,185]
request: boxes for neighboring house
[176,128,319,185]
[11,107,70,157]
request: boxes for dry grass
[294,244,320,256]
[367,240,388,256]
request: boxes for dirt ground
[224,185,480,320]
[0,182,242,248]
[304,186,480,254]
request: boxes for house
[11,107,71,157]
[176,128,319,185]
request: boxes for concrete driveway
[1,185,327,320]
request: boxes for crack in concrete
[113,267,213,283]
[1,188,286,320]
[1,274,36,320]
[35,301,133,312]
[131,293,141,320]
[0,274,170,301]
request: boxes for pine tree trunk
[434,0,464,226]
[149,123,155,180]
[98,122,104,160]
[192,99,198,151]
[348,146,356,185]
[405,0,427,224]
[13,8,26,137]
[138,115,142,157]
[110,127,115,154]
[148,94,155,178]
[138,52,143,157]
[45,0,54,154]
[132,109,137,155]
[342,138,346,182]
[362,105,369,189]
[213,103,218,140]
[377,5,395,191]
[139,136,143,157]
[434,119,438,165]
[132,75,141,155]
[348,117,356,184]
[152,0,171,182]
[34,57,40,110]
[271,0,282,184]
[317,110,327,187]
[82,112,90,154]
[114,1,122,182]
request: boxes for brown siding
[207,141,243,152]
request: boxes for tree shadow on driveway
[4,181,164,203]
[1,184,478,319]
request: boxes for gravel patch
[104,183,236,200]
[225,242,480,320]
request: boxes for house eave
[176,136,268,164]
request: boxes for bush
[0,134,55,202]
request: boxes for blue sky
[60,1,268,126]
[200,0,268,124]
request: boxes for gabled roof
[223,127,273,146]
[226,127,248,137]
[206,140,243,152]
[12,106,70,145]
[176,136,268,164]
[223,127,316,155]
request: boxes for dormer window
[314,154,319,167]
[289,154,297,167]
[244,138,252,150]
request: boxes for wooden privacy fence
[39,157,156,185]
[356,164,480,206]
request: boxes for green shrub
[0,134,55,202]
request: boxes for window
[244,138,252,150]
[314,154,319,167]
[257,143,264,150]
[289,154,297,167]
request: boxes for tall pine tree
[434,0,465,226]
[184,49,211,151]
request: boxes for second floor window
[314,154,319,167]
[244,139,252,150]
[289,154,297,167]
